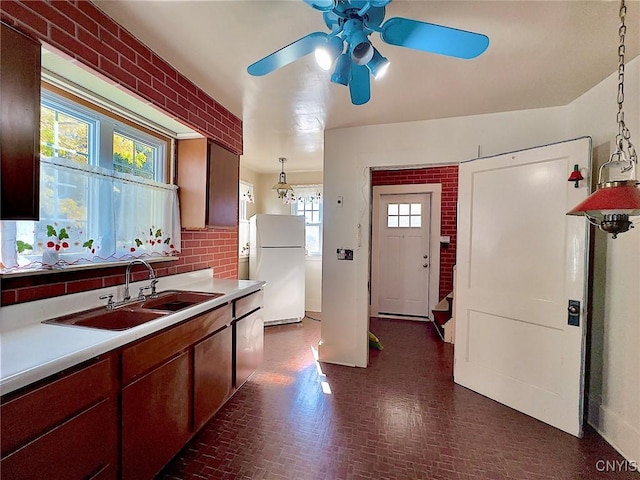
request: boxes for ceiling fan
[247,0,489,105]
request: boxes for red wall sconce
[567,164,584,188]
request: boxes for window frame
[291,192,323,257]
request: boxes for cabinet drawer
[122,303,231,384]
[1,397,118,480]
[235,290,263,319]
[1,357,115,456]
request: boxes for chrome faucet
[124,259,156,301]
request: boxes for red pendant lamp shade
[567,181,640,217]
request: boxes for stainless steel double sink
[42,290,224,331]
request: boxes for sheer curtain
[1,157,181,270]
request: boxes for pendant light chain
[616,0,637,165]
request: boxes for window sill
[0,256,179,279]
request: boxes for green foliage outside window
[40,105,89,164]
[113,133,155,179]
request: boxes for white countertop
[0,269,264,396]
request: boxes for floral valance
[283,184,323,204]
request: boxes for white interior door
[377,193,431,317]
[454,137,590,437]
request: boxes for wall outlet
[337,248,353,260]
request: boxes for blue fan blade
[349,64,371,105]
[380,17,489,59]
[247,32,328,76]
[304,0,336,12]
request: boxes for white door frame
[371,184,441,320]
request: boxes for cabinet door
[206,141,239,228]
[235,308,264,388]
[0,23,41,220]
[1,357,117,479]
[194,326,233,430]
[1,399,118,480]
[122,351,191,480]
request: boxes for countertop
[0,269,264,396]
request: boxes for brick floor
[159,318,636,479]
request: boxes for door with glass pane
[376,193,431,317]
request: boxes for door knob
[423,254,428,259]
[423,263,429,268]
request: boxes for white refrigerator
[249,214,305,326]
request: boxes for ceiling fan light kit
[566,0,640,239]
[315,35,343,70]
[366,47,390,79]
[247,0,489,105]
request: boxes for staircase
[431,291,453,341]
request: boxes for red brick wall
[0,1,240,306]
[0,0,242,154]
[371,166,458,297]
[1,229,238,306]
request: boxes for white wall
[568,57,640,463]
[305,255,322,312]
[322,106,569,367]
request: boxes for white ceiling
[91,0,639,174]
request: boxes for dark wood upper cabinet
[206,141,239,228]
[1,23,41,220]
[177,138,239,229]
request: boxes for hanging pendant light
[273,157,294,199]
[567,0,640,238]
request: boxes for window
[1,87,179,271]
[291,185,323,256]
[387,203,422,228]
[40,101,94,164]
[113,132,158,179]
[238,181,254,257]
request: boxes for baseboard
[588,393,640,463]
[264,318,302,327]
[378,314,430,322]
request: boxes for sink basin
[136,290,224,311]
[43,308,167,331]
[42,290,224,331]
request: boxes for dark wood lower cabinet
[0,357,118,480]
[2,399,117,480]
[122,351,191,480]
[235,308,264,388]
[194,326,233,430]
[1,293,264,480]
